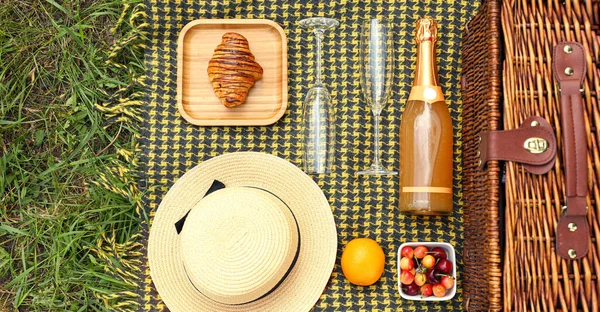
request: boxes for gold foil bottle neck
[410,17,442,100]
[415,17,438,43]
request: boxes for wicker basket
[461,0,600,311]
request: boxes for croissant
[207,32,263,108]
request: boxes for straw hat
[148,152,338,311]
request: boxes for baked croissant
[207,32,263,108]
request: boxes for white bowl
[397,242,456,301]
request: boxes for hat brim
[148,152,338,311]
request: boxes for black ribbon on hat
[174,179,301,305]
[174,179,225,234]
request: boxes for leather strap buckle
[478,116,557,175]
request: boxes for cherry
[400,257,414,271]
[414,272,427,286]
[400,270,415,285]
[429,247,447,260]
[436,259,453,274]
[420,284,433,297]
[426,268,440,284]
[433,283,446,297]
[414,246,428,259]
[422,255,436,269]
[402,282,419,296]
[441,276,455,290]
[400,246,414,259]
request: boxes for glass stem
[314,29,324,87]
[372,112,382,169]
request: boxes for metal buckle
[524,137,548,154]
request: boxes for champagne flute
[299,17,339,174]
[358,19,397,175]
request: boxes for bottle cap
[415,17,438,43]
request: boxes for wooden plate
[177,19,288,126]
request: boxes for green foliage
[0,0,144,310]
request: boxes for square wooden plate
[177,19,288,126]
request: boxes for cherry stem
[437,274,454,278]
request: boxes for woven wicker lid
[148,152,337,312]
[180,187,300,305]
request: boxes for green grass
[0,0,145,310]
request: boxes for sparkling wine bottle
[399,17,453,215]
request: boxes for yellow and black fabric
[138,0,479,310]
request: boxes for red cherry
[430,247,447,260]
[401,246,414,259]
[420,284,433,297]
[402,282,419,296]
[436,259,453,274]
[426,268,440,284]
[400,270,415,285]
[414,246,428,259]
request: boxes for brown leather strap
[479,116,556,175]
[553,42,589,260]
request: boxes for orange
[341,238,385,286]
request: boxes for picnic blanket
[135,0,479,310]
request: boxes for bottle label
[408,85,445,103]
[402,186,452,194]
